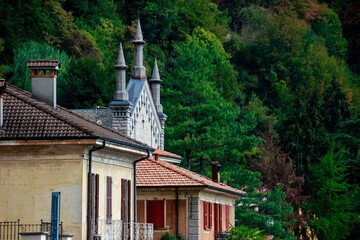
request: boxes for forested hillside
[0,0,359,239]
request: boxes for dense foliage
[0,0,359,239]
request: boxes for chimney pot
[211,161,221,183]
[26,60,60,109]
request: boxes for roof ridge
[148,157,207,185]
[146,158,245,195]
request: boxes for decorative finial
[115,43,127,68]
[150,59,161,82]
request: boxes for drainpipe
[133,149,150,223]
[175,187,179,237]
[87,140,106,240]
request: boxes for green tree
[305,143,355,240]
[235,175,295,239]
[164,27,258,171]
[6,41,71,92]
[227,225,267,240]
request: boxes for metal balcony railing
[93,220,153,240]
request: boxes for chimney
[0,78,6,131]
[26,60,61,109]
[211,161,221,183]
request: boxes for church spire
[132,19,146,79]
[149,58,163,114]
[114,43,128,101]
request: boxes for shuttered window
[203,201,212,230]
[90,174,99,234]
[147,200,164,228]
[215,203,223,233]
[121,179,131,222]
[106,176,112,223]
[225,205,230,231]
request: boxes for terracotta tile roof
[0,83,149,149]
[137,158,245,196]
[153,149,182,160]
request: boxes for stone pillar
[187,196,200,240]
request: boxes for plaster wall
[0,143,138,240]
[0,144,85,239]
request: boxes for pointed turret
[149,59,163,114]
[132,19,146,79]
[109,44,133,136]
[114,43,129,101]
[149,58,167,150]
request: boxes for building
[136,153,244,240]
[0,62,153,240]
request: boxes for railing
[0,220,62,240]
[93,220,153,240]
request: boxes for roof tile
[137,158,245,196]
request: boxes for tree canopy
[0,0,359,239]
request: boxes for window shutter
[127,180,131,222]
[147,200,155,224]
[154,200,164,228]
[106,176,112,222]
[219,204,223,232]
[209,202,212,229]
[95,174,99,231]
[121,179,126,221]
[203,201,207,230]
[147,200,164,228]
[225,205,230,231]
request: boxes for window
[225,205,230,231]
[90,174,99,234]
[203,201,212,230]
[147,200,164,228]
[121,179,131,222]
[106,176,112,223]
[214,203,223,233]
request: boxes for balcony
[92,220,153,240]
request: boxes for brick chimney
[211,161,221,183]
[26,60,60,109]
[0,78,6,131]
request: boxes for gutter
[87,140,106,240]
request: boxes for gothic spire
[114,43,129,101]
[132,19,146,79]
[149,58,163,114]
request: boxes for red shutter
[147,200,164,228]
[106,176,112,222]
[147,200,154,224]
[219,204,223,232]
[155,200,164,228]
[203,201,207,230]
[225,205,230,231]
[209,202,212,229]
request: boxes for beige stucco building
[0,70,152,240]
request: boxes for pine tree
[305,143,355,240]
